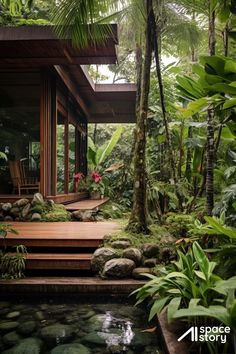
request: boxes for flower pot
[90,191,101,200]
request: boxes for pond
[0,297,164,354]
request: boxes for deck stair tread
[9,253,94,270]
[0,221,119,248]
[65,197,109,211]
[9,253,93,260]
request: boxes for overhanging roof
[56,65,136,123]
[0,26,136,123]
[0,26,118,65]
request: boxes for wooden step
[65,198,109,211]
[0,221,119,248]
[22,253,93,270]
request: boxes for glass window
[68,124,76,193]
[56,113,65,194]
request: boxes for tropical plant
[87,126,124,171]
[0,245,27,279]
[0,223,27,279]
[133,242,235,322]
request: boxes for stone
[132,268,153,280]
[111,240,131,249]
[3,331,21,346]
[143,258,157,267]
[13,199,29,208]
[21,204,31,218]
[122,248,142,266]
[82,332,106,346]
[0,213,4,221]
[2,337,43,354]
[32,193,44,205]
[41,324,74,347]
[0,321,19,332]
[159,235,176,245]
[10,207,20,217]
[17,320,36,336]
[91,247,118,273]
[142,243,159,258]
[31,212,41,221]
[4,216,13,222]
[6,311,20,319]
[102,258,135,279]
[35,311,44,321]
[47,199,55,207]
[51,343,91,354]
[72,210,94,222]
[2,203,12,212]
[159,247,175,263]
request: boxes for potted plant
[87,171,105,199]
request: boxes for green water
[0,297,163,354]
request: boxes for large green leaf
[97,126,123,166]
[149,296,170,320]
[167,297,181,322]
[223,98,236,110]
[173,305,230,326]
[204,216,236,239]
[200,56,226,76]
[209,83,236,95]
[182,98,208,118]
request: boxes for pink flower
[91,171,102,183]
[74,172,84,183]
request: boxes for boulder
[142,243,159,258]
[51,343,91,354]
[102,258,135,279]
[41,324,74,347]
[32,193,44,205]
[122,248,142,266]
[31,213,41,221]
[2,203,12,212]
[4,216,13,222]
[0,213,4,221]
[2,337,43,354]
[132,268,153,280]
[91,247,118,273]
[143,258,157,267]
[13,199,29,208]
[10,207,20,218]
[21,204,31,218]
[72,210,94,221]
[111,240,131,249]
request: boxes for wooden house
[0,26,136,203]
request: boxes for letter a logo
[178,326,198,342]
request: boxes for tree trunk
[126,0,153,234]
[185,126,193,182]
[205,5,216,215]
[206,108,215,215]
[208,9,216,56]
[223,25,229,57]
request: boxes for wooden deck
[1,221,119,248]
[65,197,109,211]
[0,221,119,271]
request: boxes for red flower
[74,172,84,183]
[91,171,102,183]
